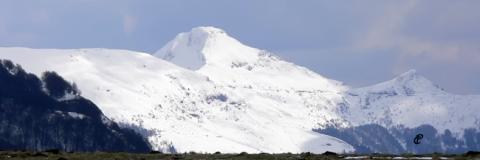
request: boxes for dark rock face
[315,124,480,154]
[0,59,151,152]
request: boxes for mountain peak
[356,69,445,95]
[154,26,345,91]
[154,26,259,70]
[181,26,228,47]
[394,69,419,83]
[390,69,445,95]
[399,69,417,76]
[190,26,227,36]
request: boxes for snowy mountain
[0,26,479,154]
[316,69,480,153]
[0,46,353,153]
[342,69,480,134]
[155,27,480,153]
[155,26,344,91]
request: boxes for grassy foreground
[0,151,479,160]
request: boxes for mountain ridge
[0,26,479,154]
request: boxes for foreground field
[1,151,480,160]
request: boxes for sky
[0,0,479,94]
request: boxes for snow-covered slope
[342,69,480,135]
[155,26,351,129]
[0,47,353,153]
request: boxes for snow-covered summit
[155,26,257,70]
[343,69,479,135]
[156,26,345,91]
[355,69,445,96]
